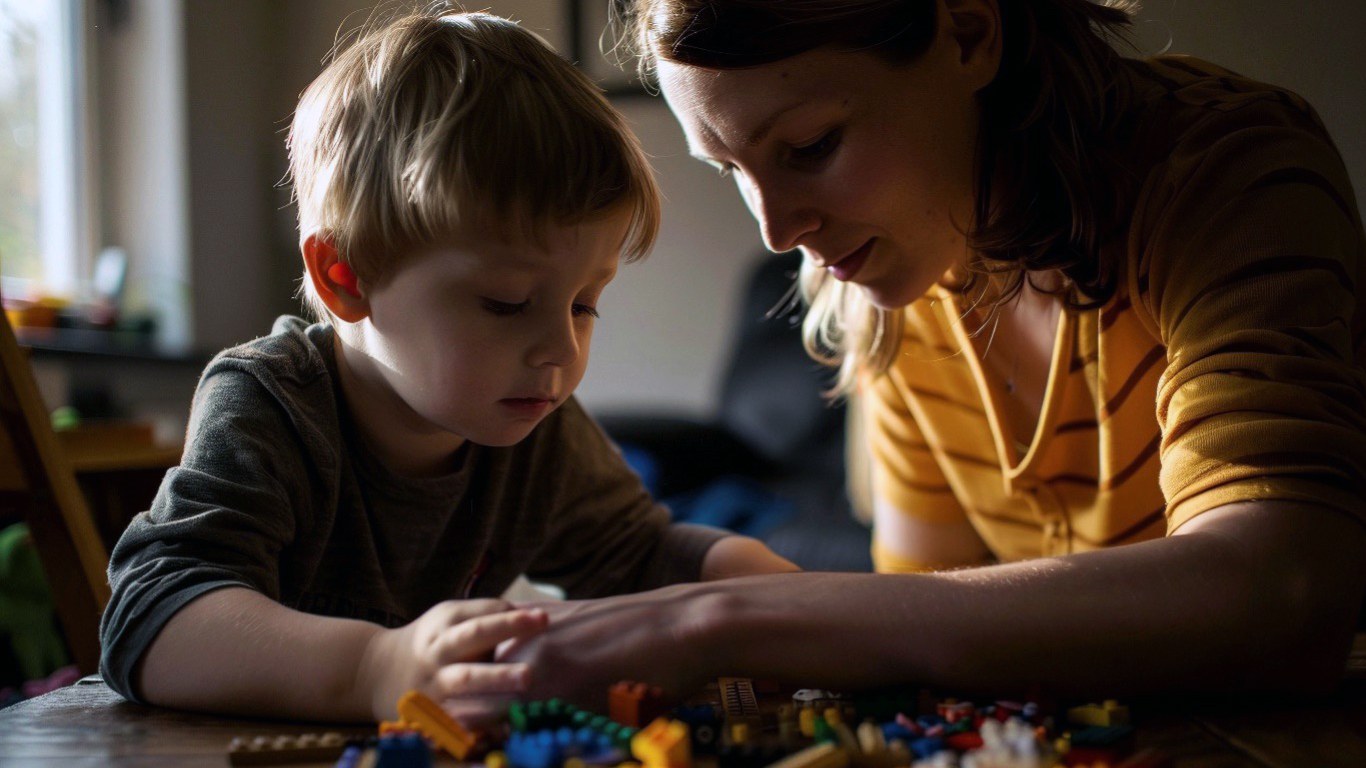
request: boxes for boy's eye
[572,304,600,319]
[481,298,528,316]
[789,129,841,165]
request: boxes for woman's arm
[504,500,1364,708]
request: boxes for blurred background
[1,0,1362,437]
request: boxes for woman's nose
[742,176,820,253]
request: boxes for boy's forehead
[406,218,626,277]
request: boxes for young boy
[98,7,796,723]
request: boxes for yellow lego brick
[799,708,818,738]
[1066,699,1130,727]
[630,718,691,768]
[765,742,851,768]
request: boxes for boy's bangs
[401,74,659,264]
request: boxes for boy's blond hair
[288,4,661,318]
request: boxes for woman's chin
[860,280,929,311]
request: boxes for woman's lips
[828,239,874,281]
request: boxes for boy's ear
[942,0,1002,93]
[302,233,370,323]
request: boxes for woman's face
[657,26,992,309]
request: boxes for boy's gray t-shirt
[99,316,727,702]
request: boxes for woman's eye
[481,298,528,316]
[716,163,735,179]
[790,129,841,164]
[572,304,600,319]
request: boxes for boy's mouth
[499,397,554,417]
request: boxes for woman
[500,0,1365,707]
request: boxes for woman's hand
[359,599,548,723]
[497,584,730,711]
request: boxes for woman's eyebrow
[745,100,808,146]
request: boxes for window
[0,0,90,300]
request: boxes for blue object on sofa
[599,252,871,572]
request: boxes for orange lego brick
[610,680,669,728]
[396,689,478,760]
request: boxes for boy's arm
[137,587,382,720]
[138,586,546,722]
[699,534,800,579]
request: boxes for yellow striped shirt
[865,56,1366,570]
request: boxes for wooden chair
[0,306,109,675]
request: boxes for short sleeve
[1138,114,1366,532]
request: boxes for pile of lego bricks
[228,679,1164,767]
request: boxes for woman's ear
[302,233,370,323]
[942,0,1002,92]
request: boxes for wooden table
[1,672,1364,767]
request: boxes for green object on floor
[0,523,70,680]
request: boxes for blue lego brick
[375,733,432,768]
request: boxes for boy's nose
[528,319,580,368]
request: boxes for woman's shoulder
[1119,55,1333,157]
[1125,55,1314,112]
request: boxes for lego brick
[396,690,479,760]
[631,718,692,768]
[375,733,432,768]
[764,742,851,768]
[227,732,349,766]
[718,678,760,728]
[1066,700,1130,728]
[610,681,670,728]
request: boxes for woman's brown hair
[619,0,1139,393]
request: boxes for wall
[1130,0,1366,202]
[81,0,1366,431]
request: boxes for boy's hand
[701,535,801,580]
[360,599,548,723]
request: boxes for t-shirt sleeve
[1136,110,1366,532]
[98,368,311,702]
[522,399,728,598]
[862,363,971,572]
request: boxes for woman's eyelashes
[707,127,843,177]
[788,128,842,166]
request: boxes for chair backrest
[0,307,109,674]
[717,251,846,478]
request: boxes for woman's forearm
[136,587,383,722]
[702,501,1364,697]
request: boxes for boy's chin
[465,422,545,448]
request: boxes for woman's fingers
[433,608,548,663]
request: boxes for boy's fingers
[435,609,548,663]
[440,694,522,729]
[442,599,515,623]
[434,662,532,698]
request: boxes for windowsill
[15,326,210,366]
